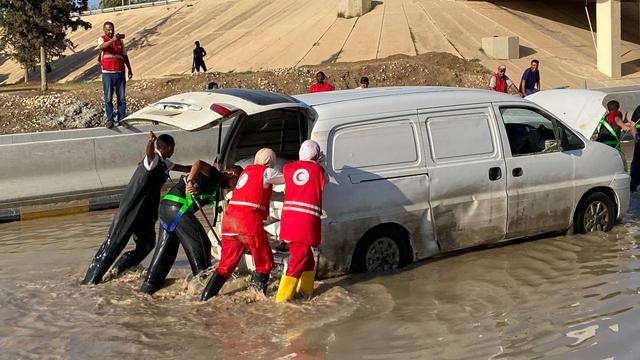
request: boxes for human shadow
[29,47,100,83]
[125,5,183,52]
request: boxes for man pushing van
[82,132,190,285]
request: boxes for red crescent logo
[293,169,309,186]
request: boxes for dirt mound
[0,53,489,135]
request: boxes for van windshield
[224,109,308,170]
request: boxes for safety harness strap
[161,190,214,232]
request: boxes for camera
[117,33,125,40]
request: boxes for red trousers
[285,242,315,278]
[215,231,274,278]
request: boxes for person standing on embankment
[99,21,133,129]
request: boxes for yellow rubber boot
[275,275,298,303]
[296,271,315,298]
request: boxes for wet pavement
[1,196,640,359]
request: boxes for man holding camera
[98,21,133,129]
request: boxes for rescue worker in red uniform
[99,21,133,128]
[276,140,327,303]
[200,148,284,301]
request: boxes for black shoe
[81,261,108,285]
[106,121,114,129]
[140,281,159,295]
[249,272,270,294]
[200,272,227,301]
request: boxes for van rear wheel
[351,228,411,273]
[574,192,615,234]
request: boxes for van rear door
[124,89,313,131]
[420,104,507,252]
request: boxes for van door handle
[512,167,523,177]
[488,167,502,181]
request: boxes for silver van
[127,87,630,276]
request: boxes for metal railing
[78,0,193,16]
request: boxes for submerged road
[1,194,640,359]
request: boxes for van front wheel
[574,192,615,234]
[351,228,411,273]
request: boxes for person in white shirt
[82,131,190,285]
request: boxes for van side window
[556,121,585,151]
[332,122,419,171]
[500,107,559,156]
[427,113,495,162]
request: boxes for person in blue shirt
[519,60,540,97]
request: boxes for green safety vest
[595,116,620,147]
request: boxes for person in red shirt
[596,100,633,147]
[200,148,284,300]
[308,71,334,93]
[276,140,327,303]
[489,65,520,95]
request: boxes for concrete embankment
[0,125,224,222]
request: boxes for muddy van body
[127,87,630,276]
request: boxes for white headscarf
[254,148,276,167]
[299,140,321,162]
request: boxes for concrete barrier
[481,36,520,60]
[0,124,228,222]
[338,0,372,18]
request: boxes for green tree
[101,0,122,8]
[0,0,91,87]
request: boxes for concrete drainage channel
[0,124,224,223]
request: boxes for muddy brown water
[1,195,640,359]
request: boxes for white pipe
[585,0,598,52]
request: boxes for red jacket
[279,161,326,246]
[100,35,126,73]
[492,74,509,93]
[222,165,273,235]
[309,82,334,93]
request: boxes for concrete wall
[0,124,226,210]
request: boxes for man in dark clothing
[82,132,191,285]
[519,60,540,97]
[139,161,242,295]
[192,41,207,73]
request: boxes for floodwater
[2,197,640,360]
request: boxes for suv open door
[125,88,314,131]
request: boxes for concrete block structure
[481,36,519,60]
[338,0,372,18]
[597,0,621,77]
